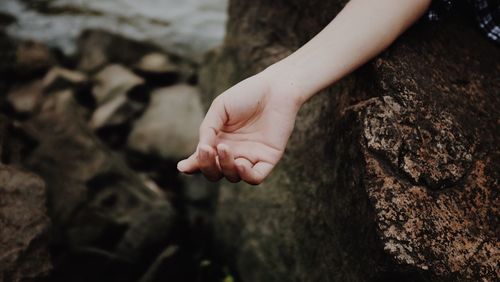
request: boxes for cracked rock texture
[199,0,499,281]
[0,164,52,282]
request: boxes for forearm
[264,0,431,104]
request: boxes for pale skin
[177,0,432,184]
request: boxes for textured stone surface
[199,0,500,281]
[0,165,52,282]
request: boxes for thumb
[179,96,227,175]
[177,153,198,174]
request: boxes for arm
[267,0,432,105]
[178,0,432,184]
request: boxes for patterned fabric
[428,0,500,44]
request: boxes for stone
[76,29,160,73]
[198,0,500,281]
[89,64,147,147]
[43,66,88,92]
[14,40,55,79]
[6,79,44,114]
[127,84,204,160]
[138,245,181,282]
[89,94,128,130]
[0,165,52,282]
[133,53,180,86]
[136,53,176,73]
[92,64,144,106]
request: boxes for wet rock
[18,89,177,281]
[0,165,52,282]
[43,66,87,93]
[127,84,204,160]
[92,64,144,106]
[133,53,180,86]
[6,79,44,115]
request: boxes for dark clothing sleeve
[428,0,499,44]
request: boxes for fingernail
[177,161,185,171]
[219,148,226,160]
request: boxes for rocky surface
[0,164,52,282]
[8,67,180,281]
[199,0,500,281]
[0,18,230,280]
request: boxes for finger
[217,144,241,183]
[199,97,227,147]
[213,135,282,164]
[177,153,199,174]
[198,144,223,181]
[235,158,274,185]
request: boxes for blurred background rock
[0,1,232,282]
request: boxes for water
[0,0,228,60]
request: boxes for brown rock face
[0,165,51,282]
[199,0,499,281]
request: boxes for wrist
[259,61,313,108]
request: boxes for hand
[177,70,303,185]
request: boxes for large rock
[6,79,44,115]
[199,1,500,281]
[132,52,194,87]
[127,84,204,160]
[91,64,144,106]
[13,40,56,79]
[43,67,88,93]
[76,30,160,73]
[89,64,147,147]
[0,165,52,282]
